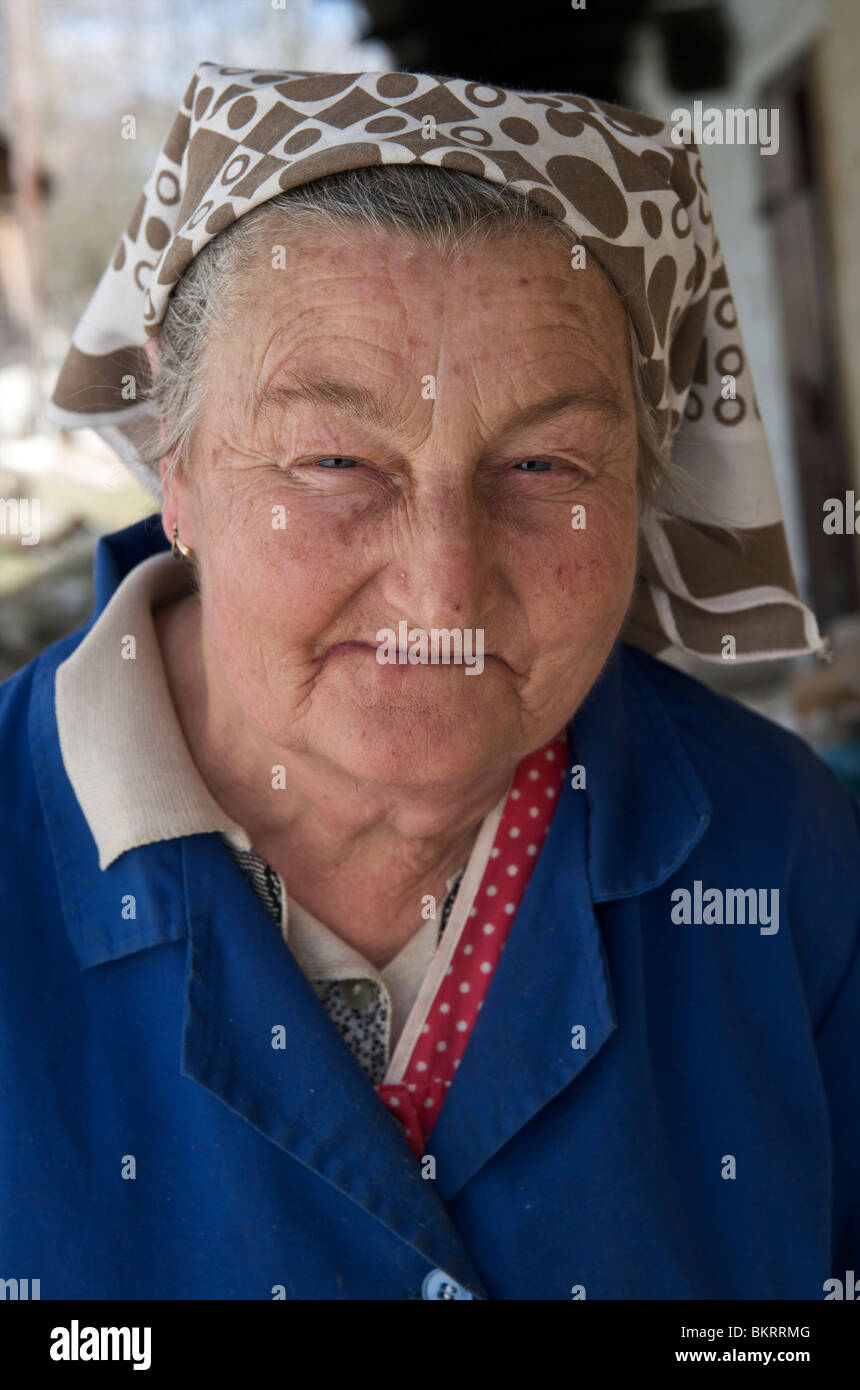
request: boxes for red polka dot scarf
[376,727,569,1157]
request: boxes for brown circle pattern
[133,259,155,291]
[365,115,408,134]
[439,150,486,176]
[187,199,214,230]
[221,154,250,185]
[283,128,321,153]
[156,170,180,205]
[715,293,737,329]
[48,62,825,664]
[715,395,746,425]
[227,96,257,129]
[641,200,662,238]
[499,117,539,144]
[671,202,691,238]
[145,216,169,251]
[464,82,506,106]
[716,345,744,377]
[193,86,213,120]
[545,109,586,138]
[376,73,418,98]
[449,125,494,146]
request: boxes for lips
[325,640,515,673]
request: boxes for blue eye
[317,457,357,468]
[515,459,552,472]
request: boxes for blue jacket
[1,516,858,1300]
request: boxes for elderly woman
[2,66,858,1302]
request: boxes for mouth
[323,640,519,674]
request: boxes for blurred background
[2,0,860,787]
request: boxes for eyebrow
[254,376,401,431]
[253,373,630,436]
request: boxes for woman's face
[161,227,640,791]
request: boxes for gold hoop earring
[171,522,193,560]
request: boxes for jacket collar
[55,523,250,871]
[31,516,712,968]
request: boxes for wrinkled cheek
[534,516,638,654]
[199,516,359,666]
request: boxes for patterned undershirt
[221,838,464,1086]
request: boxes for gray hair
[144,163,673,500]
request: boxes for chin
[318,702,512,790]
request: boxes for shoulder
[0,623,87,726]
[623,644,860,1017]
[624,642,851,814]
[0,625,89,827]
[0,649,41,775]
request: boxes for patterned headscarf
[49,62,823,663]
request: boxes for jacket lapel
[179,834,489,1298]
[429,766,618,1201]
[428,643,711,1202]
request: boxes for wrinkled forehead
[206,221,635,405]
[191,242,636,467]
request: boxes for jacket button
[421,1269,474,1300]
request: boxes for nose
[381,482,498,634]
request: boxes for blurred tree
[1,0,311,332]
